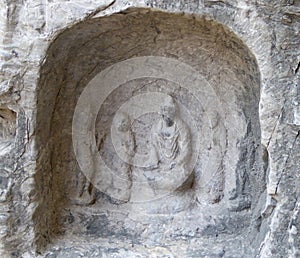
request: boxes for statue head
[115,112,131,132]
[160,96,177,126]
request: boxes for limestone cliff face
[0,0,299,257]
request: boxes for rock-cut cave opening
[34,8,265,256]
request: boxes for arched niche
[34,8,264,255]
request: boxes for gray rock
[0,0,299,257]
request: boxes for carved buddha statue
[144,95,192,192]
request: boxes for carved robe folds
[146,117,192,192]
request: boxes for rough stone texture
[0,0,299,257]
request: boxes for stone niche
[35,8,265,257]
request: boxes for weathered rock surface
[0,0,299,257]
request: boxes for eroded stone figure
[109,112,134,202]
[144,96,192,192]
[114,112,136,161]
[206,111,226,203]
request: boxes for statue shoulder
[151,119,162,132]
